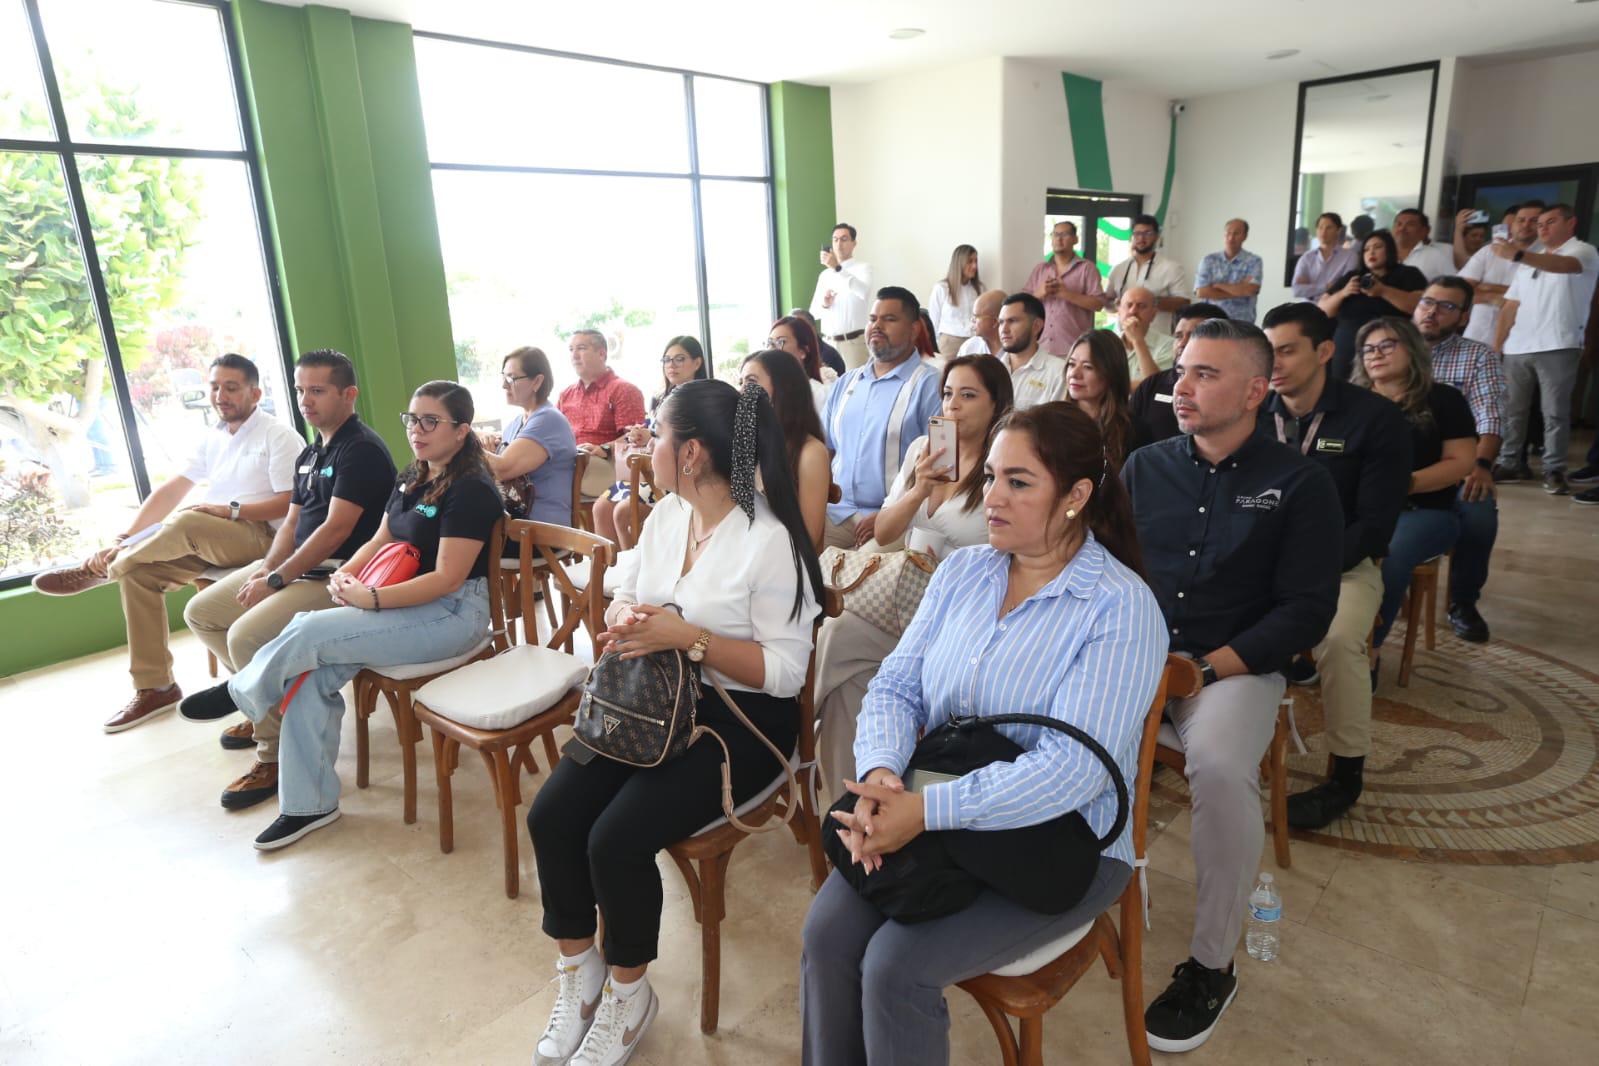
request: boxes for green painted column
[769,81,836,314]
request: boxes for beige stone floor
[2,474,1596,1065]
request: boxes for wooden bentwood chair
[955,654,1203,1066]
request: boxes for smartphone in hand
[927,416,959,482]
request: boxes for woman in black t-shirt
[1352,318,1476,671]
[1319,229,1428,381]
[227,380,504,852]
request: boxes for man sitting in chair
[557,329,646,505]
[33,354,303,735]
[1123,319,1341,1052]
[178,350,395,811]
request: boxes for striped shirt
[853,535,1168,867]
[1429,333,1507,439]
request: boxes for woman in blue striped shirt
[800,402,1167,1066]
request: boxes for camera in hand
[1358,272,1376,291]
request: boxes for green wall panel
[769,81,837,314]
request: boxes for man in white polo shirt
[809,222,874,370]
[995,293,1066,409]
[1104,213,1190,334]
[1492,203,1599,495]
[1393,208,1460,281]
[1458,201,1543,348]
[32,354,302,733]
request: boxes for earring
[1066,508,1078,519]
[682,465,694,476]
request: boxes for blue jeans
[1449,493,1498,608]
[228,578,490,816]
[1375,510,1461,648]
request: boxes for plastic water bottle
[1245,872,1281,961]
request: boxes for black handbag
[823,713,1128,923]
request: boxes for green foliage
[552,298,657,340]
[453,337,485,383]
[0,462,76,573]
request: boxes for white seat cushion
[1157,720,1182,751]
[561,558,619,597]
[988,920,1097,977]
[415,644,589,730]
[367,637,492,682]
[690,750,801,837]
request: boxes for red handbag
[276,542,421,717]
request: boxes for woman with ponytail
[226,381,504,852]
[526,379,822,1066]
[800,401,1167,1066]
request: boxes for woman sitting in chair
[526,379,823,1066]
[739,348,831,548]
[228,381,503,852]
[481,346,578,534]
[800,403,1166,1066]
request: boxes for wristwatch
[265,571,286,590]
[686,629,713,663]
[1196,657,1219,688]
[228,500,241,521]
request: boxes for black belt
[829,329,865,342]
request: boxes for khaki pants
[823,515,860,550]
[105,511,276,690]
[1312,558,1384,757]
[836,335,869,370]
[936,333,966,360]
[812,608,900,800]
[184,559,339,762]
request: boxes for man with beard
[33,354,302,733]
[822,286,942,549]
[1129,302,1229,444]
[994,292,1067,409]
[1026,219,1105,354]
[1104,213,1190,334]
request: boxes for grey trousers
[1499,347,1578,473]
[1165,672,1284,970]
[800,859,1132,1066]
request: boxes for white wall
[1455,47,1599,175]
[1319,161,1428,223]
[830,58,1005,303]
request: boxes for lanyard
[1273,411,1324,455]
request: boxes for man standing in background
[1393,208,1460,280]
[1458,202,1542,349]
[1292,212,1358,301]
[809,223,874,369]
[1027,220,1105,355]
[1105,213,1190,333]
[1194,219,1264,322]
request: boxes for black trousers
[527,687,799,968]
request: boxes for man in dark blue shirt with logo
[181,350,395,810]
[1125,319,1341,1053]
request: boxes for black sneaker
[179,682,238,722]
[1448,602,1490,643]
[1287,777,1361,830]
[1284,654,1319,687]
[1491,463,1532,483]
[1575,487,1599,506]
[1145,958,1238,1053]
[254,809,340,851]
[1544,470,1570,495]
[1568,465,1599,484]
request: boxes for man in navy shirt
[181,350,396,810]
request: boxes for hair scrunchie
[731,380,762,520]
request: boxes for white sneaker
[569,980,657,1066]
[533,952,605,1066]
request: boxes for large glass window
[415,35,775,418]
[0,0,290,586]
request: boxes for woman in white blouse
[525,379,823,1066]
[813,354,1014,797]
[927,244,986,360]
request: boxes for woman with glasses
[739,349,831,549]
[1351,318,1476,684]
[927,244,985,360]
[481,347,578,532]
[593,336,705,549]
[224,381,503,851]
[1319,229,1428,381]
[768,314,838,419]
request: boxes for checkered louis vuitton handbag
[819,546,937,637]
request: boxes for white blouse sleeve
[610,546,641,604]
[927,283,949,334]
[747,520,820,698]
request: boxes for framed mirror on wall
[1284,62,1440,288]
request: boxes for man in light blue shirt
[1195,218,1265,322]
[822,286,942,549]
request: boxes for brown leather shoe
[220,720,256,750]
[103,686,182,733]
[32,563,109,596]
[221,761,278,810]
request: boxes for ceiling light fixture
[1367,93,1391,102]
[888,27,924,40]
[1265,49,1300,60]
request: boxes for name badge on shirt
[1155,393,1174,404]
[298,463,314,474]
[1025,379,1045,391]
[1315,438,1346,454]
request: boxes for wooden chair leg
[540,729,561,773]
[1120,935,1153,1066]
[1097,918,1123,979]
[972,997,1022,1066]
[207,651,219,679]
[397,694,420,826]
[793,774,828,892]
[490,748,521,899]
[697,851,733,1034]
[432,730,456,854]
[1424,572,1437,651]
[1018,1015,1045,1066]
[1398,587,1420,688]
[355,681,374,790]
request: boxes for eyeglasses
[400,413,465,432]
[764,336,791,350]
[500,373,531,385]
[661,355,695,367]
[1358,339,1401,358]
[1417,297,1462,313]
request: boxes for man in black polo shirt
[1125,319,1341,1054]
[1260,302,1413,830]
[180,350,396,809]
[1129,302,1228,445]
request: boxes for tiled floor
[1,474,1595,1064]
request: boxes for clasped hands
[597,603,698,660]
[830,768,925,874]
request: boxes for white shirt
[611,494,819,698]
[808,257,873,338]
[926,280,980,338]
[180,407,302,528]
[1503,237,1599,355]
[1103,254,1190,334]
[956,335,994,358]
[1122,330,1176,380]
[1403,241,1457,281]
[885,436,990,559]
[1003,349,1067,410]
[1458,243,1531,346]
[809,376,833,422]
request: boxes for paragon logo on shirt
[1233,487,1283,512]
[414,503,438,518]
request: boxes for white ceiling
[266,0,1599,97]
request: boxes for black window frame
[1,0,296,591]
[1045,188,1146,268]
[412,29,780,367]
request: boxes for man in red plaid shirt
[558,329,646,498]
